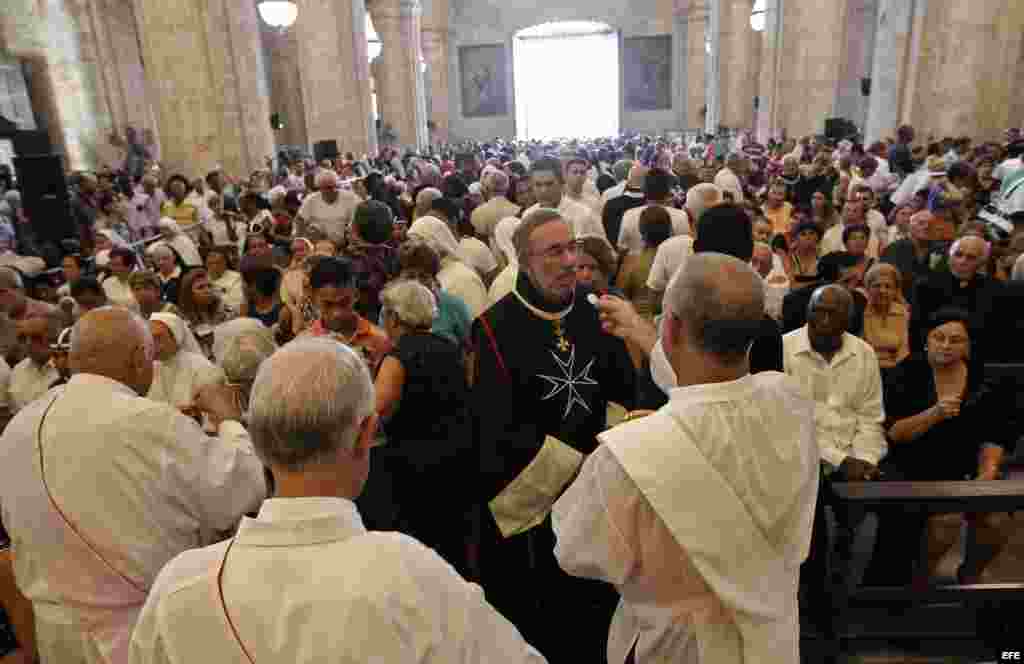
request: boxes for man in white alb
[553,253,819,663]
[296,169,360,244]
[0,307,266,664]
[8,312,62,414]
[130,337,546,664]
[524,157,608,243]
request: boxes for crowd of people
[0,120,1021,663]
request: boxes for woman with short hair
[374,279,473,576]
[866,308,1014,586]
[861,262,910,370]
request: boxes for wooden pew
[830,480,1024,657]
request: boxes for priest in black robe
[472,207,638,663]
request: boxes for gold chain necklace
[512,287,574,354]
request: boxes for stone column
[421,27,451,145]
[294,0,374,158]
[832,0,878,134]
[755,0,782,142]
[864,0,915,143]
[672,2,690,130]
[905,0,1024,141]
[0,0,156,170]
[371,0,428,151]
[682,2,708,134]
[261,25,309,150]
[133,0,273,177]
[703,0,720,134]
[718,0,760,131]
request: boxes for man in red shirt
[304,257,391,373]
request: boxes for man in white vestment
[524,157,608,243]
[0,307,266,664]
[130,337,546,664]
[553,253,819,664]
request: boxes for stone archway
[512,21,619,140]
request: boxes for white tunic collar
[67,372,139,397]
[665,373,757,406]
[237,497,365,547]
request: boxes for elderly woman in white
[407,216,488,319]
[488,216,520,307]
[147,312,225,410]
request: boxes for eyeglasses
[533,240,584,261]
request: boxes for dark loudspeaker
[13,155,75,246]
[313,140,339,163]
[12,130,52,156]
[825,117,856,141]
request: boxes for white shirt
[526,197,608,244]
[889,168,931,208]
[146,350,225,409]
[782,328,887,468]
[130,497,545,664]
[554,373,818,664]
[617,204,691,256]
[713,168,744,203]
[0,373,265,664]
[601,182,627,204]
[994,157,1023,182]
[102,275,139,311]
[646,235,694,292]
[9,357,59,413]
[297,190,360,243]
[210,270,245,313]
[438,258,488,320]
[457,236,498,279]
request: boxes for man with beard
[472,207,637,663]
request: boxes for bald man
[911,234,1004,355]
[0,307,265,664]
[554,253,819,664]
[296,170,360,243]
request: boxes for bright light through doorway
[514,21,619,141]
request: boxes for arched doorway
[513,21,619,140]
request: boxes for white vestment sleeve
[168,413,266,542]
[552,446,638,586]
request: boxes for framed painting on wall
[459,44,508,117]
[622,36,672,111]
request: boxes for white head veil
[493,217,521,266]
[151,312,204,355]
[407,216,460,259]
